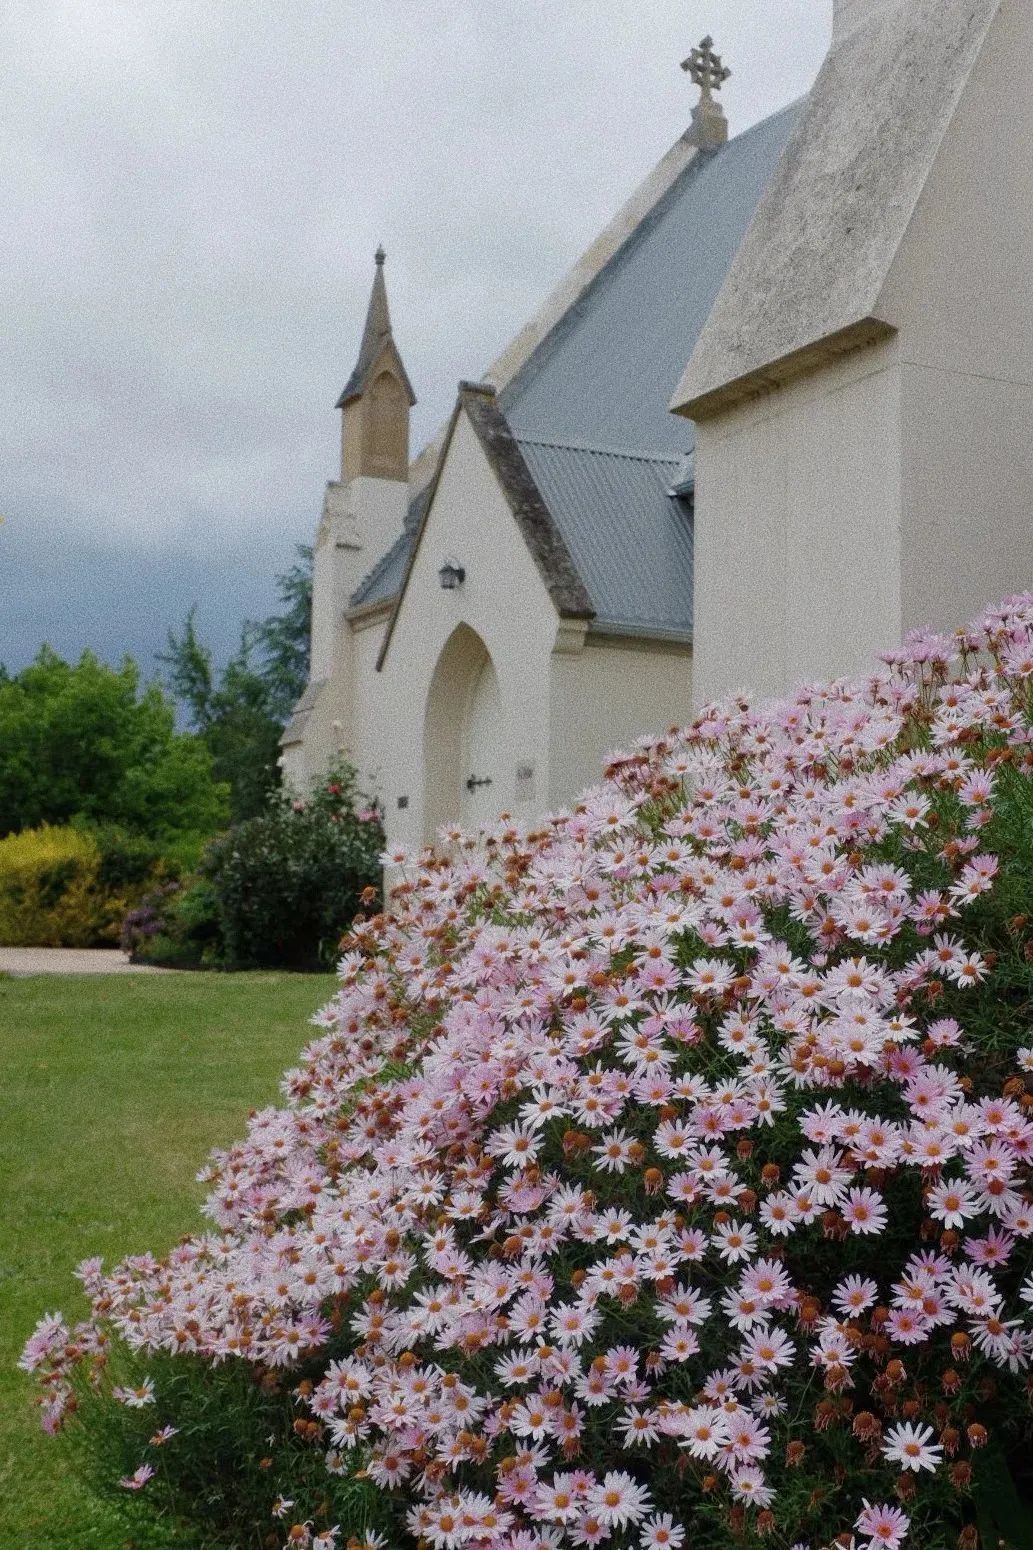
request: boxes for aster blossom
[22,594,1033,1550]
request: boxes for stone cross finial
[682,35,731,99]
[682,35,731,149]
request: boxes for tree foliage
[160,545,312,822]
[0,647,228,849]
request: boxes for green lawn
[0,970,336,1550]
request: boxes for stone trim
[672,0,1002,418]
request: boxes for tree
[160,546,312,823]
[0,647,228,848]
[250,544,312,723]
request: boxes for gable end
[375,385,593,673]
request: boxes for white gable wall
[370,410,561,852]
[689,0,1033,706]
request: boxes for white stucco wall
[549,635,694,804]
[284,473,408,790]
[344,605,393,798]
[691,339,903,705]
[880,0,1033,634]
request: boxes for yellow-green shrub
[0,826,124,947]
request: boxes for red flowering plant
[22,596,1033,1550]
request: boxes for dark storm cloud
[0,0,830,667]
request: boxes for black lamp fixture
[438,556,466,591]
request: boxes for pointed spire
[336,248,415,410]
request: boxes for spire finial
[335,247,416,423]
[682,36,732,149]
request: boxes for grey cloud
[1,0,830,667]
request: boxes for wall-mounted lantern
[438,556,466,591]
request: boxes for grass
[0,969,336,1550]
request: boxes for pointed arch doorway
[423,624,504,840]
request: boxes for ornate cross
[682,35,731,101]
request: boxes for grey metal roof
[349,529,411,610]
[501,102,802,462]
[353,103,801,635]
[516,438,692,638]
[349,483,432,609]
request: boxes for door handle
[466,775,493,793]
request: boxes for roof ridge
[515,434,683,465]
[499,101,805,426]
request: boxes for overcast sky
[0,0,832,667]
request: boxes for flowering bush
[120,877,222,968]
[22,596,1033,1550]
[200,762,384,970]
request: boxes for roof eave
[346,596,397,625]
[588,619,694,648]
[673,317,896,421]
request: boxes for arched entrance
[422,624,504,840]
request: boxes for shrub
[121,878,222,969]
[200,762,383,970]
[23,595,1033,1550]
[0,823,175,949]
[0,825,116,946]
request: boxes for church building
[282,0,1033,850]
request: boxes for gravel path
[0,947,171,976]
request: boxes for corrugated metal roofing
[516,438,692,637]
[501,103,802,461]
[350,103,801,631]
